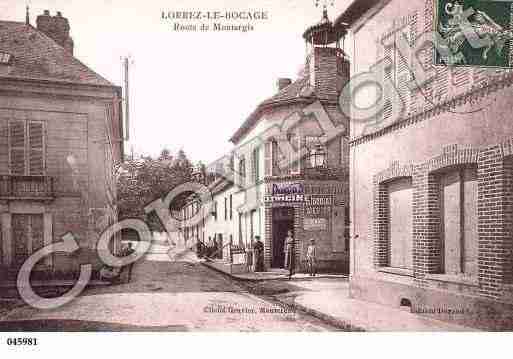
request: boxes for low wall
[350,275,513,330]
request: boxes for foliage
[117,148,195,231]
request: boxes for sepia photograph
[0,0,512,356]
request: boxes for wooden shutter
[435,66,449,103]
[28,121,44,175]
[422,0,434,110]
[0,119,8,174]
[271,140,280,176]
[383,41,394,123]
[264,141,272,177]
[289,133,300,174]
[408,13,419,115]
[396,27,411,116]
[9,120,26,175]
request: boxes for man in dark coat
[253,236,265,272]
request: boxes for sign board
[264,194,305,203]
[272,182,304,195]
[304,218,328,231]
[305,195,333,206]
[305,205,331,217]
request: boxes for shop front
[264,180,348,273]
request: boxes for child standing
[306,239,317,277]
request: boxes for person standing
[253,236,264,272]
[123,242,136,282]
[284,230,294,270]
[306,239,317,277]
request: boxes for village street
[0,247,339,332]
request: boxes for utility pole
[123,56,131,141]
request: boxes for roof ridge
[28,24,115,87]
[0,20,115,87]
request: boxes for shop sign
[272,183,304,196]
[304,218,328,231]
[305,195,333,206]
[305,205,331,217]
[264,194,305,203]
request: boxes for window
[288,133,300,174]
[224,197,227,220]
[238,213,243,245]
[271,139,281,175]
[238,157,246,187]
[9,120,45,175]
[306,136,327,168]
[229,194,233,220]
[213,201,218,221]
[388,178,413,269]
[0,52,12,65]
[379,21,415,119]
[439,167,478,278]
[250,209,256,242]
[267,134,301,176]
[252,147,261,183]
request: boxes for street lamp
[309,144,326,168]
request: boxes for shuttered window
[9,120,26,175]
[29,122,44,175]
[8,120,45,176]
[380,15,417,121]
[264,141,272,177]
[0,120,8,174]
[288,132,301,174]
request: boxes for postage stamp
[434,0,513,67]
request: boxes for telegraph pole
[123,56,131,142]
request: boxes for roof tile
[0,20,113,86]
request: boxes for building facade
[183,11,351,274]
[0,10,123,276]
[339,0,513,329]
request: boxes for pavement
[205,265,479,331]
[0,249,341,332]
[271,279,479,331]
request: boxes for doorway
[12,214,44,268]
[271,207,294,269]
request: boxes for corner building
[0,10,123,275]
[338,0,513,329]
[227,11,351,273]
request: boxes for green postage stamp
[435,0,513,67]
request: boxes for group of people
[197,238,221,259]
[252,230,318,277]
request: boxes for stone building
[182,10,351,274]
[338,0,513,329]
[0,10,124,275]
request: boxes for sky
[1,0,352,164]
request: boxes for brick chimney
[36,10,74,55]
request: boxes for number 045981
[6,338,38,346]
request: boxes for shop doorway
[271,207,294,269]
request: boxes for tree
[117,148,194,231]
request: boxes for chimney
[277,78,292,92]
[36,10,74,55]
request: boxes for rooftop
[0,20,113,87]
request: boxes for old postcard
[0,0,513,355]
